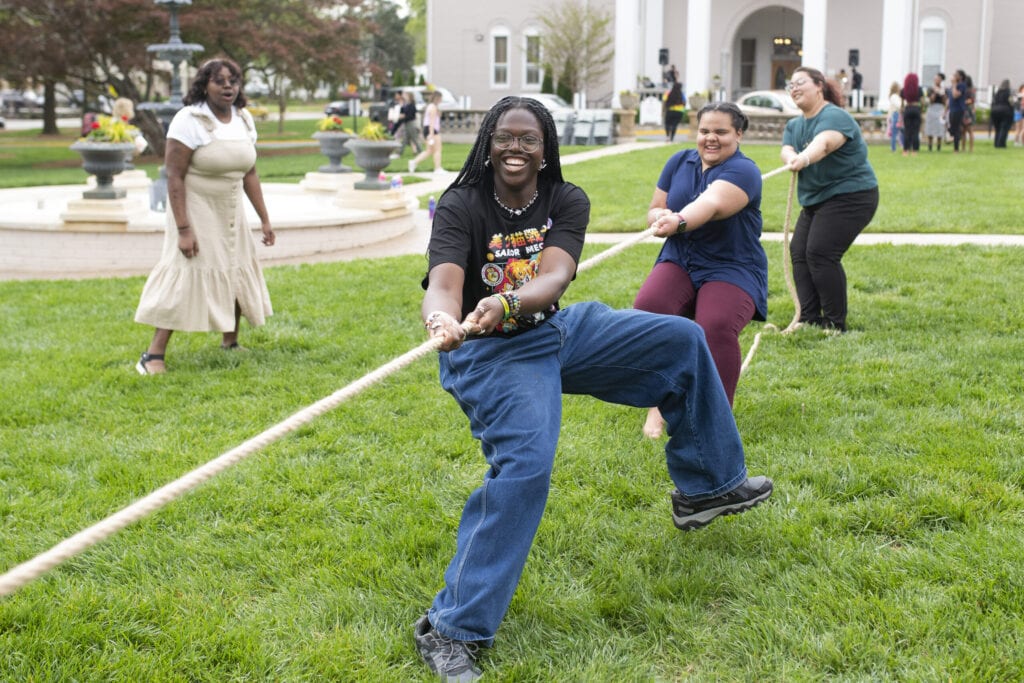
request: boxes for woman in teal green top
[781,66,878,332]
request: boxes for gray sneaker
[413,613,483,682]
[671,476,773,531]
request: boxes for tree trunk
[135,110,167,159]
[277,90,287,134]
[42,80,60,135]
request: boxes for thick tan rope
[0,336,445,597]
[740,170,801,375]
[0,164,796,599]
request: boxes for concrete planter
[346,139,401,190]
[70,141,136,199]
[313,131,354,173]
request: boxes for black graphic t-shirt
[425,178,590,337]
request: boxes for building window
[492,29,510,88]
[920,16,946,85]
[524,32,541,87]
[740,39,756,89]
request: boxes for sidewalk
[304,140,1024,263]
[2,141,1022,280]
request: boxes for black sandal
[135,352,165,375]
[221,341,248,351]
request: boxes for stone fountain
[137,0,204,131]
[6,0,419,276]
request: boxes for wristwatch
[676,213,687,233]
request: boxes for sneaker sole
[672,485,772,531]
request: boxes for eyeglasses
[211,77,240,87]
[492,132,543,153]
[785,78,810,92]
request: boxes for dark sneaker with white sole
[414,613,483,682]
[671,476,773,530]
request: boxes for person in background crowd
[900,73,922,156]
[1015,84,1024,146]
[924,72,946,151]
[410,90,443,174]
[989,79,1013,148]
[633,102,767,438]
[396,91,423,158]
[781,66,879,333]
[887,82,903,152]
[962,73,976,153]
[134,58,275,375]
[386,90,403,135]
[945,70,967,153]
[414,95,772,681]
[662,82,687,142]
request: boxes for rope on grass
[740,170,802,375]
[0,335,446,598]
[0,163,797,599]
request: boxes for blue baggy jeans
[427,302,749,643]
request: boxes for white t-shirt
[167,102,257,149]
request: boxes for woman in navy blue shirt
[634,102,768,438]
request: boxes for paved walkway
[3,140,1022,280]
[297,139,1024,262]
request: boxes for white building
[425,0,1021,111]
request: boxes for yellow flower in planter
[80,115,139,143]
[358,121,391,141]
[317,115,354,133]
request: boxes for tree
[357,0,415,88]
[541,64,554,95]
[181,0,365,133]
[405,0,427,66]
[539,0,614,98]
[0,1,165,136]
[0,0,380,146]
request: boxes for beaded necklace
[493,189,539,217]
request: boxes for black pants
[791,187,879,331]
[902,105,921,152]
[665,110,683,141]
[991,107,1013,147]
[949,110,965,151]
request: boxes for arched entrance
[729,5,803,99]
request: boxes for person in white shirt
[134,58,275,375]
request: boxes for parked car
[362,85,459,124]
[736,90,800,116]
[515,93,575,115]
[324,97,359,118]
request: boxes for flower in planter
[316,115,354,133]
[80,115,139,143]
[357,121,391,141]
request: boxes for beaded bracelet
[491,291,521,320]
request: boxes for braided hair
[450,96,564,189]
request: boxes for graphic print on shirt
[480,219,551,333]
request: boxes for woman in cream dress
[135,58,275,375]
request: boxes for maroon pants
[634,262,755,405]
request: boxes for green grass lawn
[5,122,1021,234]
[1,119,1023,680]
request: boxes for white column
[801,0,828,72]
[878,0,913,109]
[684,0,710,95]
[613,0,640,106]
[644,0,664,86]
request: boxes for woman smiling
[781,66,878,333]
[633,102,768,437]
